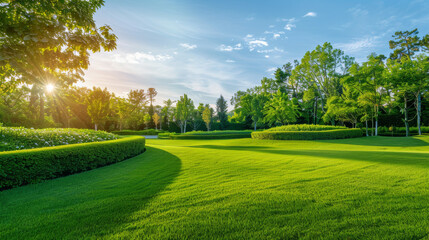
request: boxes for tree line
[1,2,428,135]
[230,29,429,136]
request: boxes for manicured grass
[1,136,429,239]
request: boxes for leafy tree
[0,1,116,124]
[264,90,299,125]
[153,113,160,130]
[349,54,387,135]
[216,95,228,129]
[389,28,421,60]
[202,106,212,131]
[176,94,194,133]
[293,42,354,124]
[86,87,111,130]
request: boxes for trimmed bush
[0,136,146,190]
[0,127,117,151]
[266,124,347,132]
[252,129,362,140]
[170,131,252,139]
[111,129,163,135]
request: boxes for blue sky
[83,0,429,106]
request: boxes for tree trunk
[404,95,409,137]
[184,120,187,133]
[95,123,98,131]
[254,121,257,131]
[417,93,422,135]
[365,120,369,137]
[39,92,44,124]
[375,119,378,136]
[314,97,317,125]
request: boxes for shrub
[0,136,146,190]
[266,124,346,132]
[0,127,117,151]
[111,129,163,135]
[252,129,362,140]
[170,131,252,139]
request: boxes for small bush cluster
[0,136,146,190]
[0,127,117,151]
[170,131,252,139]
[252,128,362,140]
[111,129,164,136]
[266,124,347,132]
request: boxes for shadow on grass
[190,145,429,168]
[0,146,181,239]
[316,136,429,147]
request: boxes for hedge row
[266,124,346,132]
[251,129,362,140]
[111,129,163,135]
[170,132,252,140]
[0,136,146,190]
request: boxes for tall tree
[216,95,228,130]
[389,29,421,60]
[202,106,212,131]
[175,94,194,133]
[263,90,300,126]
[0,1,116,124]
[293,42,354,124]
[86,87,111,130]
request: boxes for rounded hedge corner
[0,136,146,190]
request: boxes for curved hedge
[252,129,362,140]
[170,131,251,140]
[0,136,146,190]
[266,124,347,132]
[111,129,163,135]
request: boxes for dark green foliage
[111,129,164,135]
[266,124,346,132]
[252,129,362,140]
[170,131,252,139]
[0,136,145,190]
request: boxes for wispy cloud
[334,36,380,53]
[282,18,296,31]
[114,51,173,64]
[256,47,284,54]
[226,59,235,63]
[245,17,254,21]
[219,43,243,52]
[264,30,286,39]
[303,12,317,17]
[180,43,197,50]
[348,6,368,17]
[266,67,277,72]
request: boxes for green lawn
[1,136,429,239]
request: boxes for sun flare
[46,84,55,93]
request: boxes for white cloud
[282,18,297,31]
[284,23,296,31]
[265,55,270,58]
[303,12,317,17]
[334,36,380,53]
[114,51,173,64]
[266,67,277,72]
[226,59,235,63]
[219,43,243,52]
[269,25,275,28]
[264,30,286,39]
[248,40,269,51]
[180,43,197,50]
